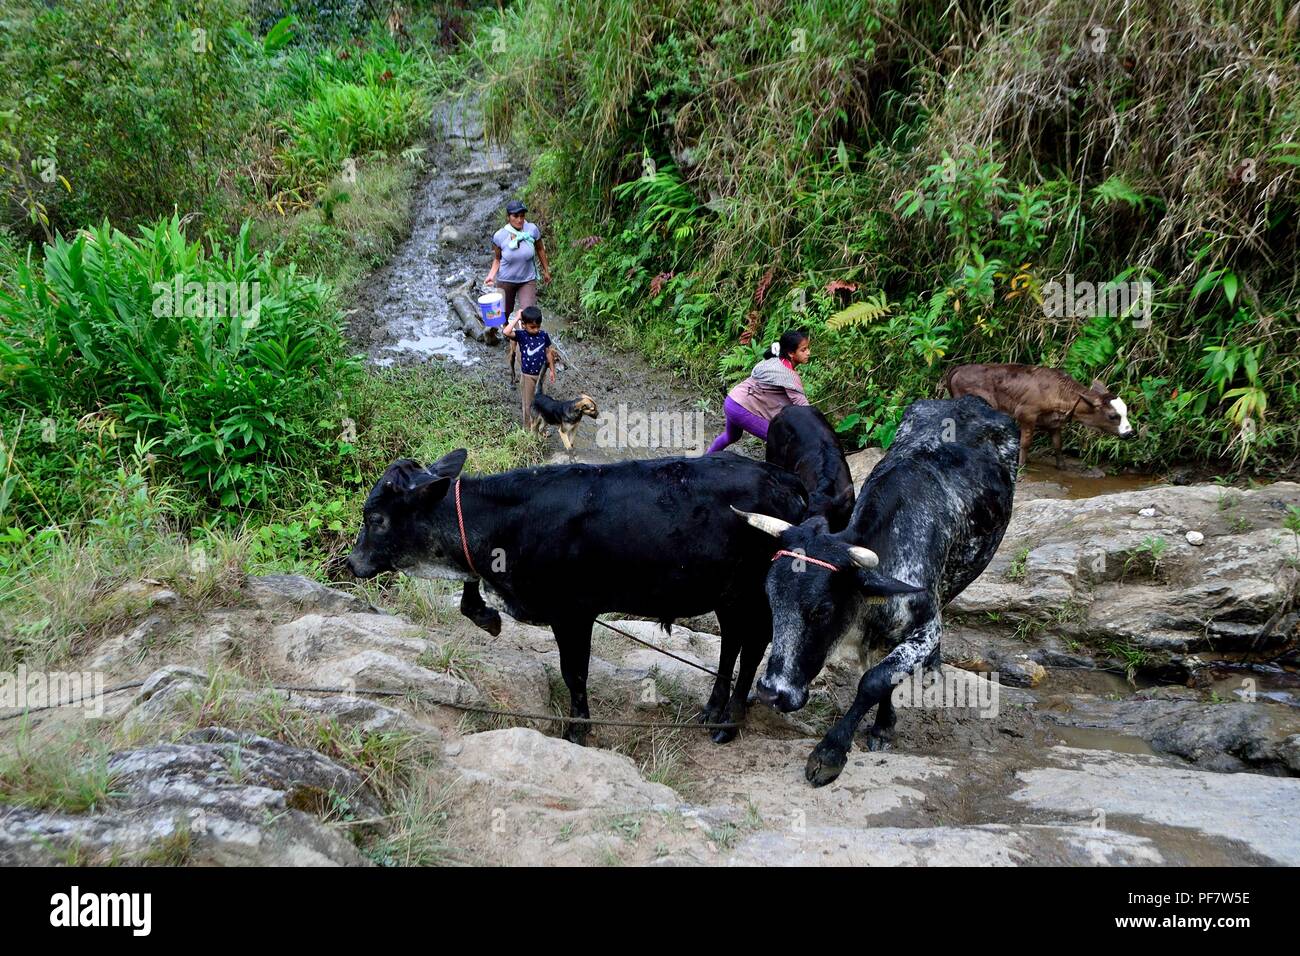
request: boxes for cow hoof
[710,726,738,745]
[866,733,892,753]
[698,703,724,726]
[804,744,847,787]
[709,700,747,744]
[563,725,589,746]
[471,608,502,636]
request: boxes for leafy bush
[0,215,359,513]
[271,41,434,193]
[0,0,248,238]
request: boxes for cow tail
[937,366,954,398]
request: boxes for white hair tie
[769,342,779,357]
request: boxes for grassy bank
[473,0,1299,472]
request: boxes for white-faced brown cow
[941,362,1135,471]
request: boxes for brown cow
[941,363,1135,472]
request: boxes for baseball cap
[505,199,527,215]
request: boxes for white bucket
[477,291,506,326]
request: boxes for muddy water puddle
[1036,665,1149,698]
[1207,663,1300,708]
[1049,724,1158,756]
[1020,462,1163,499]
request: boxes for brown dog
[941,363,1135,471]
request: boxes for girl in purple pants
[707,330,812,454]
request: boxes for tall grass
[273,43,436,193]
[0,724,117,813]
[0,436,250,668]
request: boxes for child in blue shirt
[503,306,556,428]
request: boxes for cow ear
[1078,388,1103,408]
[800,514,831,536]
[426,448,468,480]
[407,473,454,507]
[853,569,925,605]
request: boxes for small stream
[349,98,508,369]
[348,97,728,465]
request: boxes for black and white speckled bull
[732,396,1019,786]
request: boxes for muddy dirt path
[348,98,731,465]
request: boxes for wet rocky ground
[5,457,1297,865]
[4,531,1296,865]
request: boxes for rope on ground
[275,685,738,730]
[0,678,738,731]
[0,680,146,721]
[592,617,722,678]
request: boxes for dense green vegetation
[0,0,442,238]
[0,1,536,661]
[475,0,1299,470]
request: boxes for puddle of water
[384,323,479,365]
[1208,666,1300,708]
[1052,724,1157,756]
[1036,666,1143,698]
[1020,463,1163,499]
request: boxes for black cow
[733,397,1018,786]
[347,451,915,744]
[765,405,855,532]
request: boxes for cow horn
[730,506,793,537]
[846,545,880,569]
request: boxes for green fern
[826,292,893,330]
[1065,314,1120,379]
[1091,176,1158,211]
[611,162,702,244]
[718,341,767,384]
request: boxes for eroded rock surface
[0,728,378,866]
[952,482,1299,660]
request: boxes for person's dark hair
[521,305,543,325]
[769,328,809,360]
